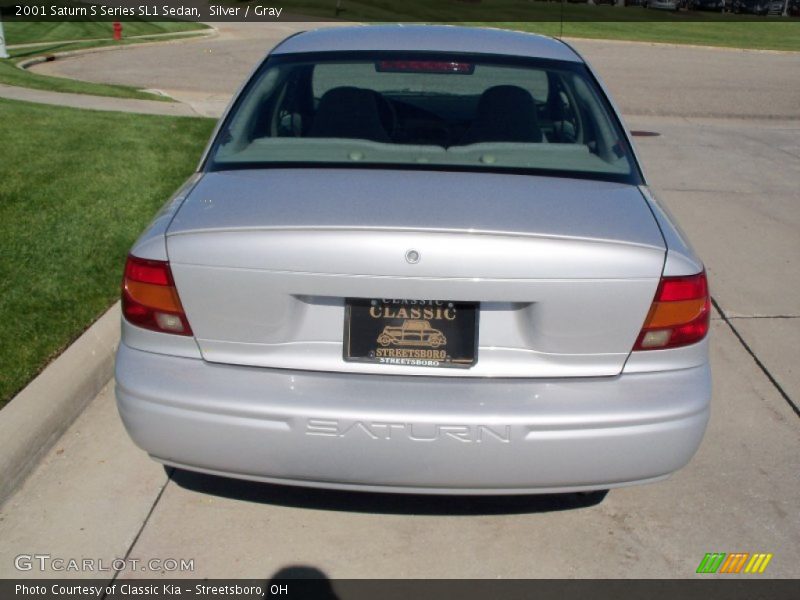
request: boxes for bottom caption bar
[2,579,799,600]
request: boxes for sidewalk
[0,83,198,116]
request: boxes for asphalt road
[31,22,800,119]
[2,24,798,581]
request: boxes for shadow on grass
[9,43,79,59]
[169,467,608,515]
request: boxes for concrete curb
[562,34,800,56]
[8,27,216,50]
[0,303,120,506]
[15,27,217,72]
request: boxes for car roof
[271,25,582,63]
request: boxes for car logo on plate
[378,319,447,349]
[405,249,420,264]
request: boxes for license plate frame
[343,298,479,369]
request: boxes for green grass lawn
[266,0,800,51]
[0,98,215,408]
[7,32,209,60]
[500,20,800,52]
[3,20,207,46]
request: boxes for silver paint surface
[115,25,710,493]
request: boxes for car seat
[308,86,391,143]
[460,85,543,145]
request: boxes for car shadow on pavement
[168,468,608,515]
[266,566,339,599]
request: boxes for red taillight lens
[633,270,710,351]
[122,255,192,336]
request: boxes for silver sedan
[115,25,711,495]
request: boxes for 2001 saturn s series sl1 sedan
[115,25,711,494]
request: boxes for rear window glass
[210,52,639,183]
[312,62,550,103]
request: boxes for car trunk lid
[166,169,665,377]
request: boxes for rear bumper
[115,344,710,495]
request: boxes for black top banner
[2,0,799,22]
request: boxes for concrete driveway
[2,23,799,581]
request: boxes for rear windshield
[208,52,640,183]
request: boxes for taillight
[633,270,709,351]
[122,255,192,336]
